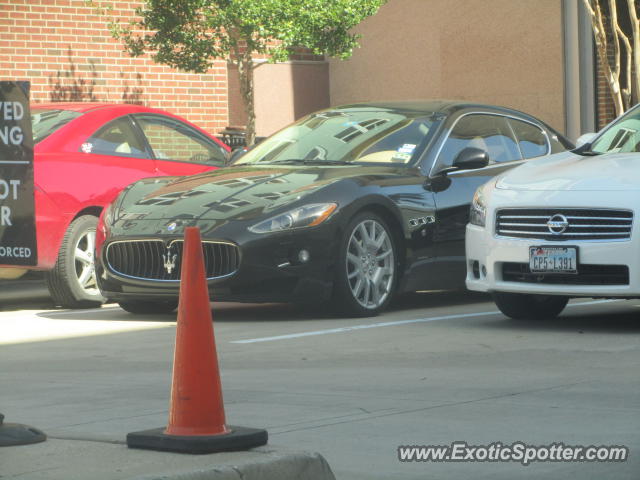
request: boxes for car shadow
[34,304,173,321]
[35,290,496,323]
[0,276,55,312]
[212,290,493,322]
[0,299,57,312]
[212,302,320,322]
[35,301,307,323]
[476,302,640,334]
[388,289,491,311]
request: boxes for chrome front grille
[495,208,633,241]
[106,239,240,281]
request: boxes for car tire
[333,212,398,317]
[118,300,179,314]
[45,215,105,309]
[492,292,569,320]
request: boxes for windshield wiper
[577,149,602,156]
[572,143,602,156]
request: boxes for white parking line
[230,299,622,344]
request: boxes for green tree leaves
[110,0,386,144]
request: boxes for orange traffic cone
[127,226,267,454]
[166,225,228,437]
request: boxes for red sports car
[1,103,230,308]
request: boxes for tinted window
[438,114,521,167]
[85,117,148,157]
[135,115,227,166]
[357,120,434,163]
[31,108,82,143]
[508,118,549,159]
[591,106,640,153]
[235,109,440,166]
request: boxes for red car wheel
[45,215,105,308]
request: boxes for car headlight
[469,184,488,227]
[249,203,338,234]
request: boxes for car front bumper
[465,191,640,298]
[96,224,339,305]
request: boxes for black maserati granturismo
[95,101,572,316]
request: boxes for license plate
[529,246,577,274]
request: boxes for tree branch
[627,0,640,103]
[609,0,632,110]
[582,0,625,115]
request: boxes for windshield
[32,108,83,143]
[590,104,640,154]
[234,108,441,166]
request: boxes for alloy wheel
[73,229,99,297]
[345,219,395,309]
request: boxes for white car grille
[495,208,633,241]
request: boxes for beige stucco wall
[228,61,330,137]
[329,0,566,132]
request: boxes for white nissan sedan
[466,103,640,319]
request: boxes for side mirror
[452,147,489,170]
[227,147,247,164]
[575,132,597,148]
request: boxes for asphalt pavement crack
[271,380,591,435]
[47,410,167,429]
[46,434,126,445]
[230,465,246,480]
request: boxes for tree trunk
[628,0,640,103]
[237,52,256,147]
[582,0,626,115]
[609,0,632,110]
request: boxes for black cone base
[0,414,46,447]
[127,425,268,454]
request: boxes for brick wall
[0,0,229,135]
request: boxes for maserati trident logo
[162,245,178,274]
[547,214,569,235]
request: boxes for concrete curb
[130,449,336,480]
[1,439,336,480]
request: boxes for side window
[355,119,432,164]
[135,115,227,165]
[84,117,148,157]
[438,114,521,167]
[508,118,549,159]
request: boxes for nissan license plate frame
[529,246,578,274]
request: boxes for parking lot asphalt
[1,287,639,479]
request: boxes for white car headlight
[470,184,489,227]
[249,203,337,234]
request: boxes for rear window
[31,108,83,143]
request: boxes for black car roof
[328,100,571,146]
[332,100,534,119]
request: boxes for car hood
[496,151,640,191]
[115,164,391,223]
